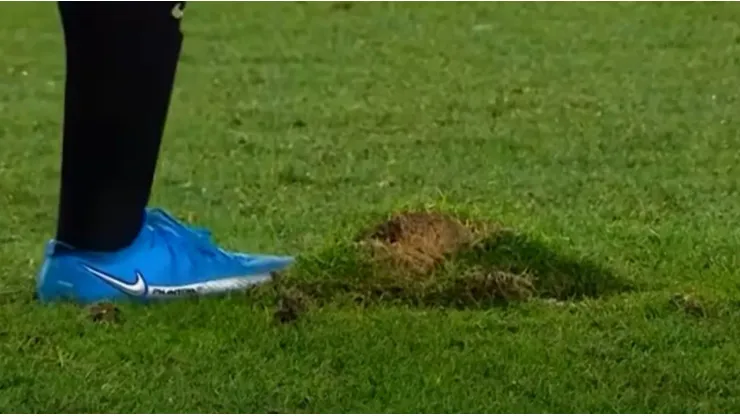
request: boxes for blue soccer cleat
[36,209,294,304]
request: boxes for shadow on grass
[460,230,634,301]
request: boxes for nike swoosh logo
[82,264,274,299]
[171,3,184,20]
[82,264,147,297]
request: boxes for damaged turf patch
[273,288,311,324]
[360,211,478,275]
[670,293,708,318]
[270,211,635,317]
[88,303,122,324]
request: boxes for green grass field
[2,2,740,413]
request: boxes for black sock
[55,1,185,252]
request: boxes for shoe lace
[148,218,231,267]
[148,208,212,239]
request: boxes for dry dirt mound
[361,212,479,274]
[271,211,632,323]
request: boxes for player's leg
[38,2,293,304]
[55,1,182,251]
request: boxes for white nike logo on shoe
[82,264,148,296]
[81,263,272,299]
[171,2,184,19]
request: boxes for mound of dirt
[269,210,632,322]
[362,212,478,274]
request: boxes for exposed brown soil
[88,303,122,324]
[274,288,310,324]
[361,211,479,275]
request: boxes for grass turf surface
[2,2,740,413]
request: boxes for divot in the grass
[88,303,122,324]
[270,211,635,319]
[670,293,707,317]
[274,288,310,324]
